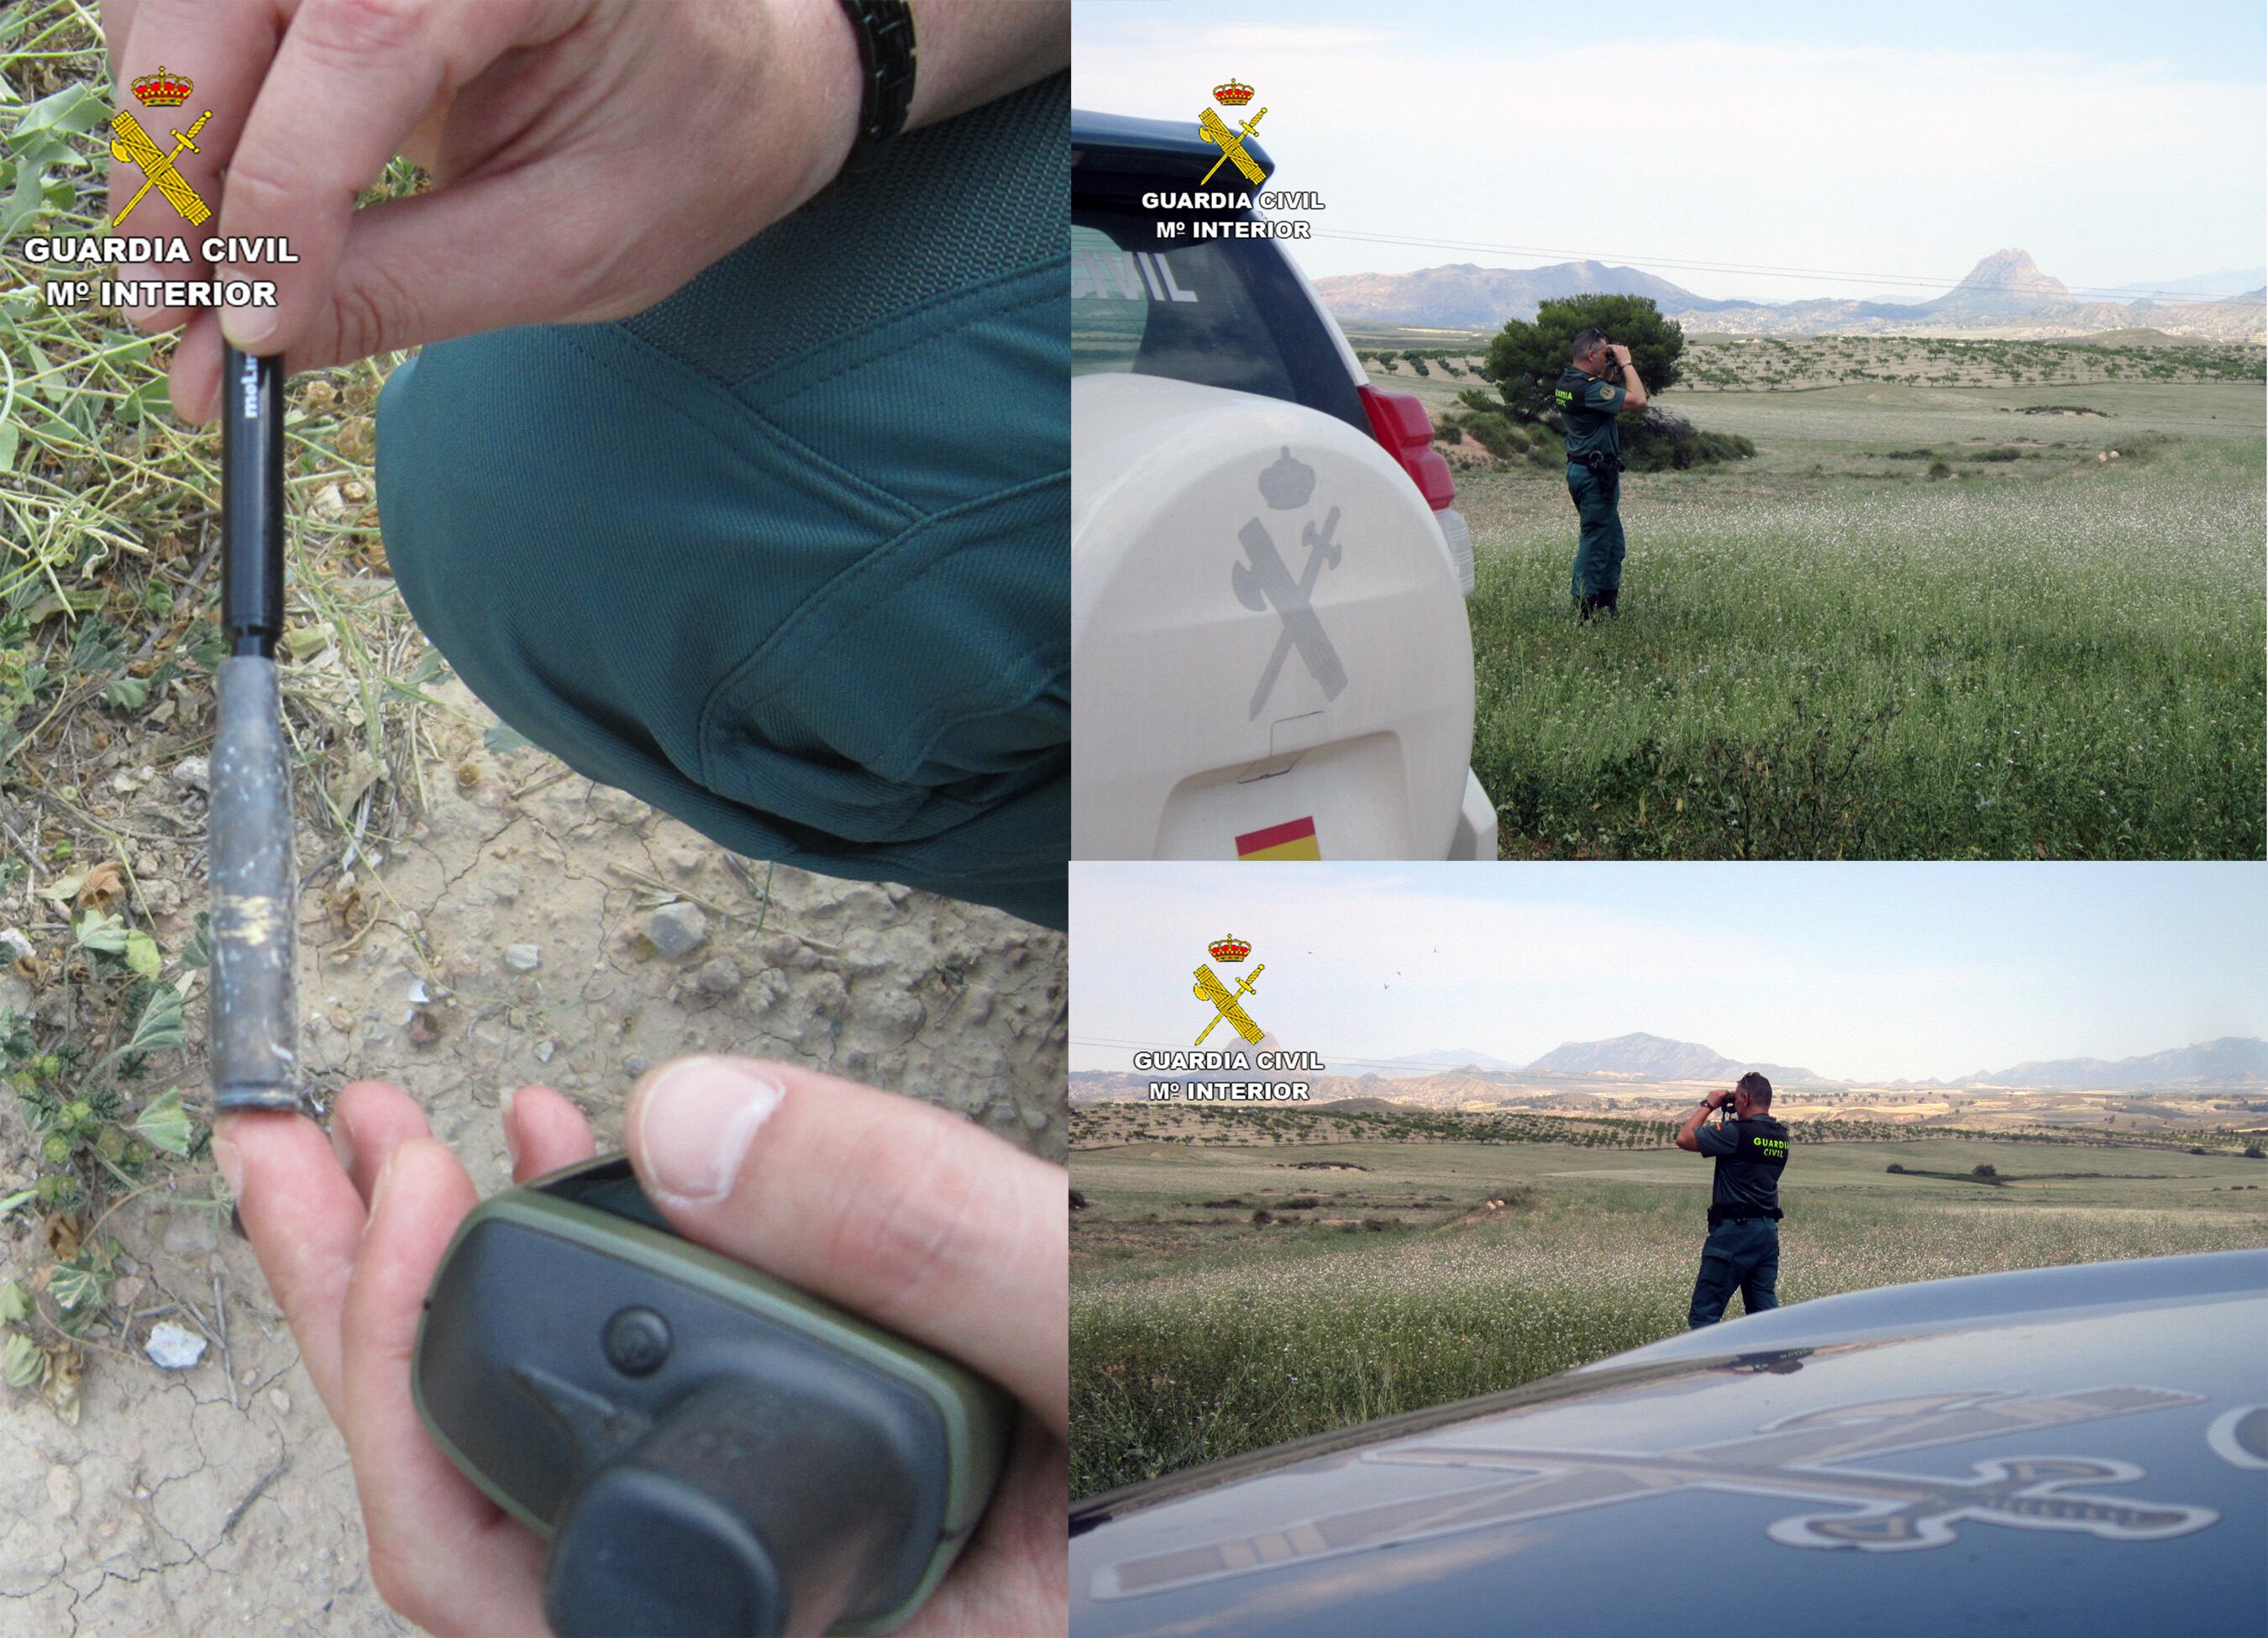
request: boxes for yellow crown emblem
[1207,935,1252,963]
[1212,77,1254,108]
[131,66,194,108]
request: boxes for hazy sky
[1074,1,2267,302]
[1068,864,2268,1083]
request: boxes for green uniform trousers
[1567,462,1626,602]
[377,75,1069,928]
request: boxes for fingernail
[327,1111,355,1174]
[214,1133,244,1197]
[634,1057,785,1208]
[500,1085,520,1168]
[220,280,276,349]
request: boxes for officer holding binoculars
[1553,327,1649,619]
[1675,1071,1792,1327]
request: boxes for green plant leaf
[123,930,160,979]
[131,1088,192,1157]
[73,909,128,954]
[0,1279,27,1323]
[47,1259,105,1313]
[13,84,110,140]
[36,868,85,904]
[0,1189,34,1219]
[119,984,187,1058]
[181,911,212,971]
[483,723,534,754]
[102,675,151,711]
[1,1332,42,1389]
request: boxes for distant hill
[1367,1047,1522,1078]
[1962,1037,2268,1089]
[1069,1035,2268,1103]
[2105,267,2267,302]
[1524,1032,1835,1088]
[1313,259,1736,329]
[1313,247,2265,344]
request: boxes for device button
[603,1307,671,1377]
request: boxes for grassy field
[1347,331,2267,397]
[1403,369,2267,859]
[1069,1120,2268,1499]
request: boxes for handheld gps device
[413,1153,1011,1636]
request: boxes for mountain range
[1074,1033,2268,1100]
[1524,1032,1830,1086]
[1313,249,2266,343]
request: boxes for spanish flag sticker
[1235,816,1321,860]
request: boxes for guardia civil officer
[1675,1070,1792,1327]
[1554,328,1648,618]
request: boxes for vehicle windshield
[1070,203,1367,433]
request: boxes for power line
[1302,227,2264,307]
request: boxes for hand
[213,1057,1068,1637]
[103,0,1063,423]
[1609,344,1633,365]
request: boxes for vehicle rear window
[1071,204,1366,433]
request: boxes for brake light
[1357,385,1456,511]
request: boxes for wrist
[759,0,870,197]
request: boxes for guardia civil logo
[1198,76,1266,186]
[1191,934,1263,1046]
[111,66,212,227]
[1128,935,1321,1099]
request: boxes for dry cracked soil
[0,685,1067,1634]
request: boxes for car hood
[1069,1251,2268,1635]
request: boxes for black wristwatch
[836,0,918,172]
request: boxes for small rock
[47,1464,79,1518]
[171,757,211,795]
[694,957,743,998]
[624,1056,649,1077]
[0,928,34,963]
[646,902,711,959]
[533,1038,556,1063]
[503,943,542,973]
[144,1322,207,1369]
[110,1275,146,1308]
[268,1388,291,1416]
[1021,1106,1052,1132]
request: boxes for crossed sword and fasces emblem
[1191,963,1264,1047]
[1093,1387,2222,1601]
[110,108,213,227]
[1197,105,1268,186]
[1236,505,1346,720]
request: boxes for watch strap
[836,0,918,173]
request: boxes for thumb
[623,1057,1067,1436]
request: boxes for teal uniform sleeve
[1582,379,1625,413]
[1695,1121,1739,1156]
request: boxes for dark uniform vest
[1709,1116,1791,1224]
[1554,365,1626,465]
